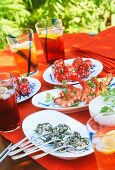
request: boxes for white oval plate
[22,110,93,160]
[16,77,41,103]
[89,77,115,126]
[43,58,103,85]
[32,87,88,114]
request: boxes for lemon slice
[39,34,59,39]
[102,130,115,153]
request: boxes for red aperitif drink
[0,88,20,132]
[39,33,65,64]
[92,127,115,170]
[0,73,20,132]
[11,41,38,76]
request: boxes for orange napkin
[73,26,115,75]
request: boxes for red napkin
[73,26,115,75]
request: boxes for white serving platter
[43,58,103,85]
[22,110,93,160]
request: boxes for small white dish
[32,88,88,113]
[22,110,93,160]
[89,77,115,126]
[17,77,41,103]
[43,58,103,85]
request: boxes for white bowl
[89,95,115,126]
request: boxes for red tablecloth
[1,32,112,170]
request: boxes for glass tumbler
[6,28,38,77]
[35,18,65,64]
[92,126,115,170]
[0,72,20,132]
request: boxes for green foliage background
[0,0,115,50]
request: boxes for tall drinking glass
[92,126,115,170]
[0,73,20,132]
[6,28,38,77]
[86,118,104,141]
[35,18,65,64]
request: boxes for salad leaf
[101,87,115,101]
[100,106,114,113]
[100,87,115,115]
[45,93,54,103]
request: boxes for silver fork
[11,141,88,160]
[32,145,71,160]
[0,143,13,163]
[11,138,61,160]
[9,138,51,156]
[9,143,34,156]
[9,136,29,151]
[9,132,51,152]
[33,144,88,160]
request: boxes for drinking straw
[27,32,32,76]
[52,18,57,26]
[45,27,48,64]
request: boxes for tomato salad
[14,77,31,97]
[53,57,93,82]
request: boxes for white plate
[16,77,41,103]
[22,110,93,160]
[32,86,88,113]
[43,58,103,85]
[89,77,115,126]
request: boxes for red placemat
[0,33,109,170]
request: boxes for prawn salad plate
[43,58,103,85]
[22,110,93,160]
[32,74,113,113]
[14,77,41,103]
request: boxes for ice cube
[0,87,8,95]
[1,93,11,100]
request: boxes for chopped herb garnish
[89,92,96,97]
[71,101,80,107]
[86,80,95,88]
[62,80,67,88]
[73,87,78,94]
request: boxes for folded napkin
[73,26,115,76]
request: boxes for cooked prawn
[80,82,92,101]
[54,97,62,105]
[60,97,75,107]
[73,88,82,100]
[84,95,92,104]
[94,73,113,96]
[102,73,113,86]
[53,73,113,107]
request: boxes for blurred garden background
[0,0,115,50]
